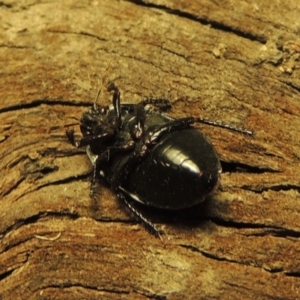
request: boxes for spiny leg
[140,98,172,110]
[193,117,254,136]
[117,192,162,239]
[124,96,252,135]
[112,115,249,192]
[140,97,253,136]
[66,127,115,148]
[87,141,135,196]
[145,117,197,146]
[143,117,254,146]
[106,83,251,136]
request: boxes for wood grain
[1,0,300,299]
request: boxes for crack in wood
[221,161,279,174]
[47,29,108,43]
[0,269,15,282]
[126,0,267,43]
[179,243,290,275]
[0,175,26,198]
[0,213,80,251]
[240,184,300,193]
[210,218,300,234]
[0,2,13,9]
[0,99,91,114]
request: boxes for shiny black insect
[66,82,252,237]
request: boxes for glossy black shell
[101,108,222,210]
[128,129,221,209]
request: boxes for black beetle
[66,82,252,237]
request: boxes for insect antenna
[93,60,112,111]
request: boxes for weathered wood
[1,0,300,299]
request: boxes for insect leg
[87,141,135,195]
[130,99,172,140]
[66,128,77,147]
[140,98,172,110]
[193,117,254,135]
[66,127,115,148]
[144,116,253,148]
[107,82,121,125]
[145,117,195,146]
[117,192,162,239]
[87,140,162,238]
[130,102,146,140]
[86,147,108,196]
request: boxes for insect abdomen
[127,129,222,209]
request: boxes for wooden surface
[1,0,300,299]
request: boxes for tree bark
[1,0,300,299]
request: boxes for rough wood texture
[1,0,300,299]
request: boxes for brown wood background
[1,0,300,299]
